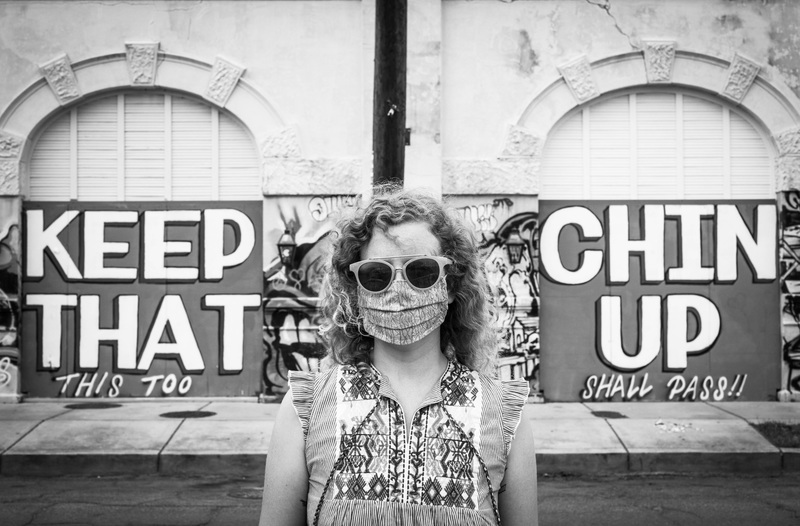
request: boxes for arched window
[28,92,261,201]
[540,89,775,199]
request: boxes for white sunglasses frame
[348,254,452,293]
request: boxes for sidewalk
[0,399,798,477]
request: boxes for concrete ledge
[782,448,800,471]
[1,453,158,476]
[536,452,628,475]
[159,453,266,477]
[628,451,782,474]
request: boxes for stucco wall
[442,0,800,166]
[0,0,365,160]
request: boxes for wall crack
[585,0,638,50]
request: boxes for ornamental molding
[261,127,301,158]
[642,40,676,83]
[557,56,599,104]
[205,56,245,107]
[443,158,540,195]
[0,161,20,195]
[0,132,24,159]
[263,158,361,195]
[777,156,800,191]
[125,42,159,86]
[775,127,800,156]
[501,125,540,157]
[721,53,760,103]
[39,54,81,105]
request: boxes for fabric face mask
[358,277,449,345]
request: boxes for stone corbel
[261,127,302,159]
[0,131,24,160]
[263,158,361,195]
[557,56,599,104]
[642,40,676,83]
[0,161,20,195]
[777,155,800,192]
[0,131,23,196]
[720,53,760,103]
[205,56,245,107]
[443,158,540,195]
[501,125,541,158]
[125,42,159,86]
[775,127,800,192]
[39,54,81,105]
[775,127,800,156]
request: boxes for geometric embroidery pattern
[441,363,479,407]
[338,366,379,401]
[332,361,481,510]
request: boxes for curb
[1,451,795,478]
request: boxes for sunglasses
[349,255,452,293]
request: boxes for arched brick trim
[444,48,800,195]
[517,49,800,193]
[0,50,292,196]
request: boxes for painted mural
[261,195,541,398]
[779,191,800,401]
[539,200,781,402]
[449,196,540,396]
[262,195,358,395]
[0,197,20,401]
[21,201,263,397]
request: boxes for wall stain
[716,14,743,29]
[517,30,539,75]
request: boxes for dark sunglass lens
[406,259,441,289]
[358,262,393,292]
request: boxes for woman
[260,188,538,526]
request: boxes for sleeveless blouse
[288,360,529,526]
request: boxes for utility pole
[372,0,407,187]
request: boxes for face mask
[358,277,449,345]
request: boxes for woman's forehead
[362,222,441,259]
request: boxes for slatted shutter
[28,92,261,201]
[540,91,774,199]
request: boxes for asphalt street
[1,473,799,526]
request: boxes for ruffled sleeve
[500,379,530,456]
[287,370,316,440]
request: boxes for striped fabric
[288,360,529,526]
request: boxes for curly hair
[318,186,499,375]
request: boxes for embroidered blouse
[288,360,530,526]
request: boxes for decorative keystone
[558,56,599,103]
[39,54,81,105]
[775,127,800,156]
[643,41,676,83]
[205,57,245,107]
[125,42,159,86]
[0,132,24,159]
[721,53,760,103]
[501,125,540,157]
